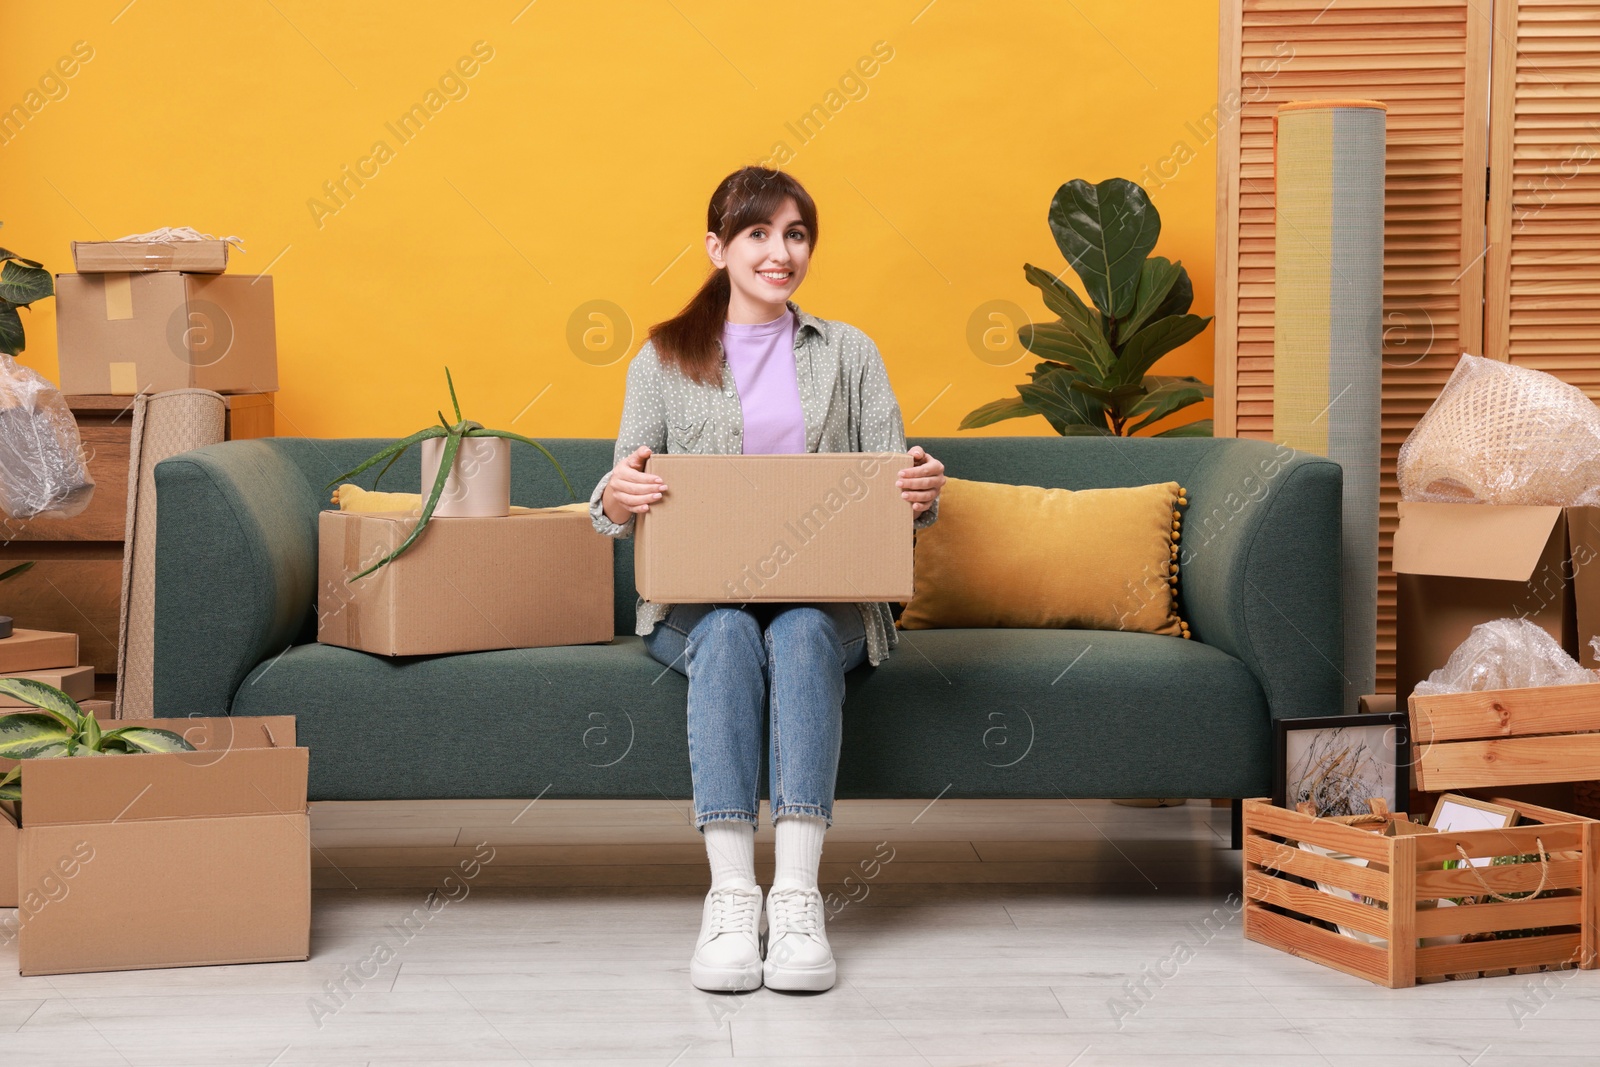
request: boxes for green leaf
[350,429,462,580]
[1021,265,1115,378]
[1125,375,1213,435]
[0,712,75,759]
[322,426,448,491]
[98,726,196,753]
[1153,418,1214,438]
[0,561,34,582]
[1121,257,1189,341]
[1112,314,1213,386]
[0,678,83,731]
[1017,367,1112,436]
[445,367,463,422]
[80,707,102,751]
[0,260,53,307]
[467,428,580,501]
[958,395,1039,430]
[1016,321,1113,378]
[0,302,24,357]
[1047,178,1161,320]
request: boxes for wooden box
[1411,683,1600,791]
[1243,683,1600,987]
[1242,797,1597,987]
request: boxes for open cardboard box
[0,715,309,976]
[634,452,914,603]
[1392,502,1600,698]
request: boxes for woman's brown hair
[648,166,819,386]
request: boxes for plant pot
[0,616,12,640]
[419,437,510,518]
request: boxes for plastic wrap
[1412,618,1600,696]
[1397,353,1600,505]
[0,355,95,521]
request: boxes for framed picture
[1273,711,1410,816]
[1429,793,1517,868]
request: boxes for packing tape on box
[342,520,364,647]
[109,362,139,395]
[103,274,134,320]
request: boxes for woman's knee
[686,606,764,665]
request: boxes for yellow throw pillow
[331,484,594,515]
[898,477,1191,637]
[332,484,422,513]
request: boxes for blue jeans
[643,602,868,832]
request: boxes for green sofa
[153,436,1342,822]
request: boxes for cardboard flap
[21,746,308,827]
[1393,502,1564,580]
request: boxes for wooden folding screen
[1485,0,1600,391]
[1214,0,1492,690]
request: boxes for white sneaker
[690,882,764,992]
[762,884,835,991]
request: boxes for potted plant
[0,677,194,805]
[0,224,54,357]
[325,368,579,580]
[0,560,33,639]
[961,178,1214,438]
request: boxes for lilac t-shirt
[722,309,807,454]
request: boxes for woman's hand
[602,445,667,525]
[898,445,945,516]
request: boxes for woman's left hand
[898,445,946,516]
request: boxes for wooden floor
[0,798,1595,1065]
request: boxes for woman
[588,166,946,994]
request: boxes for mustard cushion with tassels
[897,476,1191,637]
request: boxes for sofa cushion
[230,628,1271,803]
[898,477,1191,637]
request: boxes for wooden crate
[1242,797,1599,987]
[1411,684,1600,791]
[1245,684,1600,986]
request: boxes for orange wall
[1,1,1220,441]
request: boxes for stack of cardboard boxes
[54,236,277,396]
[0,627,106,717]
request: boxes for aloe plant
[0,224,54,357]
[0,678,194,800]
[325,367,579,580]
[961,177,1214,438]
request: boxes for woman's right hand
[601,445,667,525]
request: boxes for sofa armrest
[153,441,320,716]
[1180,441,1344,720]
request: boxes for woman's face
[708,195,812,315]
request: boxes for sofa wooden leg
[1229,799,1243,850]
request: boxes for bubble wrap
[1398,353,1600,505]
[1413,618,1600,696]
[0,355,95,521]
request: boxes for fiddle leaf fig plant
[0,677,195,801]
[0,223,55,357]
[962,178,1215,438]
[325,367,579,581]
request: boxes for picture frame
[1273,711,1410,816]
[1428,793,1518,868]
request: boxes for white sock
[773,814,826,891]
[703,821,756,890]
